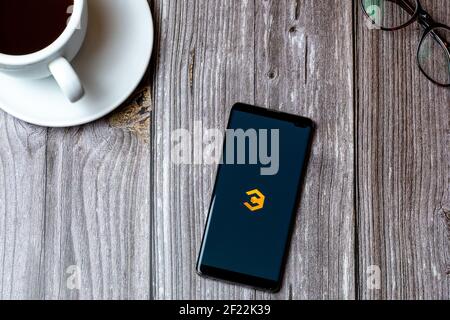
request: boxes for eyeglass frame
[361,0,450,87]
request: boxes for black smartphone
[196,103,314,292]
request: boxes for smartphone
[196,103,314,292]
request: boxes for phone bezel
[196,103,315,292]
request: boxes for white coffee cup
[0,0,88,103]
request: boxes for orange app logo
[243,189,265,212]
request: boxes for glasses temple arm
[391,0,449,51]
[392,0,416,16]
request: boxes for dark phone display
[197,105,313,288]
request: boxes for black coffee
[0,0,74,55]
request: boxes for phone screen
[196,103,314,291]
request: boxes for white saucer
[0,0,153,127]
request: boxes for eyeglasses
[361,0,450,87]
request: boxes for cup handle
[48,57,84,103]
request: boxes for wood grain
[0,115,47,299]
[253,0,355,300]
[0,83,151,299]
[356,0,450,299]
[151,0,355,299]
[150,0,258,300]
[0,0,449,300]
[41,85,151,300]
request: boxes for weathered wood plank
[41,85,151,300]
[253,0,355,300]
[0,0,152,299]
[151,0,355,299]
[151,0,258,300]
[0,1,154,298]
[0,85,151,300]
[356,0,450,299]
[0,114,47,299]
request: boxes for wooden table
[0,0,448,300]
